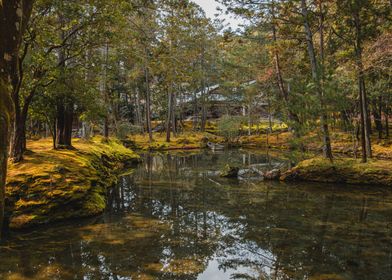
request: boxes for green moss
[6,137,140,230]
[82,190,106,215]
[131,132,224,151]
[220,164,239,178]
[281,157,392,186]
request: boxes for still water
[1,149,392,280]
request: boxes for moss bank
[6,137,140,230]
[126,132,224,151]
[281,157,392,186]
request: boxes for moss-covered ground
[127,132,224,151]
[6,137,140,230]
[281,157,392,186]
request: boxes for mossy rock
[220,164,239,178]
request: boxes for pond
[1,149,392,280]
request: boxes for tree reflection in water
[1,149,392,280]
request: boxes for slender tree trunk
[193,90,199,131]
[135,88,144,134]
[359,94,367,162]
[248,104,252,136]
[52,120,57,149]
[354,5,372,161]
[200,87,207,132]
[200,50,207,132]
[373,97,383,139]
[144,56,153,142]
[100,42,110,140]
[10,111,27,162]
[166,90,173,142]
[172,92,177,136]
[301,0,333,160]
[271,0,299,123]
[385,108,389,138]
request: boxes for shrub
[116,122,143,139]
[217,115,244,143]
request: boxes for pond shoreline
[5,135,392,232]
[280,157,392,187]
[5,138,140,230]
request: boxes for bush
[116,122,143,139]
[217,115,244,143]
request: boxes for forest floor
[128,128,392,159]
[274,131,392,186]
[127,132,224,150]
[239,130,392,159]
[6,137,140,230]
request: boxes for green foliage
[217,115,244,143]
[116,122,143,139]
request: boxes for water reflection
[1,149,392,280]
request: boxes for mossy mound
[220,164,239,178]
[6,137,140,230]
[281,157,392,186]
[239,132,292,149]
[130,132,223,151]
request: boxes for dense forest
[0,0,391,238]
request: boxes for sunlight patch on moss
[6,137,140,229]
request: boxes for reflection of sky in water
[198,258,258,280]
[1,149,392,280]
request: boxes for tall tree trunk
[10,110,27,162]
[301,0,333,160]
[52,120,57,149]
[63,104,73,146]
[135,88,144,134]
[248,104,252,136]
[354,4,372,161]
[144,58,153,142]
[0,79,12,237]
[172,91,177,136]
[55,102,73,148]
[166,90,174,142]
[193,90,199,131]
[9,38,30,163]
[200,50,207,132]
[200,86,207,132]
[101,42,110,140]
[11,89,35,162]
[385,108,390,139]
[271,0,299,123]
[55,13,73,149]
[0,0,34,237]
[55,103,71,148]
[56,103,65,147]
[373,97,383,139]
